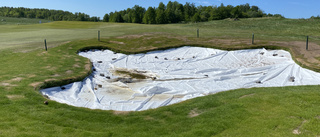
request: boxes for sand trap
[41,47,320,111]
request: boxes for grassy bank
[1,17,320,136]
[2,17,320,51]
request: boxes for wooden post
[44,39,47,51]
[98,30,100,41]
[197,29,199,38]
[252,33,254,44]
[306,36,309,50]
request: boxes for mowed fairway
[2,17,320,136]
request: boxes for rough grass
[2,17,320,51]
[1,17,320,136]
[0,16,51,25]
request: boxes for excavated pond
[41,46,320,111]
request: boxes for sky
[0,0,319,19]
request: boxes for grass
[1,17,320,136]
[0,16,51,25]
[2,17,320,51]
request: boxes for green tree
[156,2,167,24]
[184,2,196,21]
[109,12,123,22]
[131,5,145,23]
[197,6,210,22]
[231,6,243,18]
[192,12,201,22]
[143,7,156,24]
[174,2,184,23]
[103,14,109,22]
[123,8,132,23]
[165,1,176,23]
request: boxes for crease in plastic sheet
[41,46,320,111]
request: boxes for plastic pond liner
[41,46,320,111]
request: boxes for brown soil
[239,93,255,99]
[113,111,131,115]
[51,74,61,77]
[188,108,202,118]
[28,74,37,78]
[85,60,91,71]
[10,77,23,82]
[292,120,307,135]
[43,66,57,71]
[29,82,43,88]
[6,95,25,100]
[45,79,57,82]
[109,41,125,45]
[0,83,11,86]
[144,116,155,120]
[262,40,320,69]
[116,33,154,39]
[65,70,73,74]
[73,64,81,68]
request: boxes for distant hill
[0,7,100,22]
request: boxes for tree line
[1,2,284,24]
[103,2,284,24]
[0,7,100,22]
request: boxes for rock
[44,101,48,105]
[98,84,102,88]
[289,76,295,82]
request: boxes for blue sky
[0,0,319,19]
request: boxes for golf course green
[1,16,320,136]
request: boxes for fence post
[44,39,47,51]
[98,30,100,41]
[197,29,199,38]
[306,36,309,50]
[252,33,254,44]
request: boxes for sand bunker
[41,47,320,111]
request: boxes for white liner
[41,47,320,111]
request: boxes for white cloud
[194,0,212,6]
